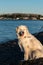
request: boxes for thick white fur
[16,25,43,61]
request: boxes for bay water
[0,20,43,43]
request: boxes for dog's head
[16,25,30,39]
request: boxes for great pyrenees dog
[16,25,43,61]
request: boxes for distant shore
[0,13,43,20]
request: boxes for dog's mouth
[19,31,24,36]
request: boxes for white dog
[16,25,43,61]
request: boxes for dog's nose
[19,31,24,36]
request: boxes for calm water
[0,20,43,43]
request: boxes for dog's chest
[19,38,32,48]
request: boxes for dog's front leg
[18,42,24,52]
[24,48,31,61]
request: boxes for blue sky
[0,0,43,14]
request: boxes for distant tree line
[0,13,43,20]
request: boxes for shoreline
[0,13,43,20]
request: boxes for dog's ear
[25,27,31,36]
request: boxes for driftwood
[0,32,43,65]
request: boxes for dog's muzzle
[19,31,24,36]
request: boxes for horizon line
[0,12,43,15]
